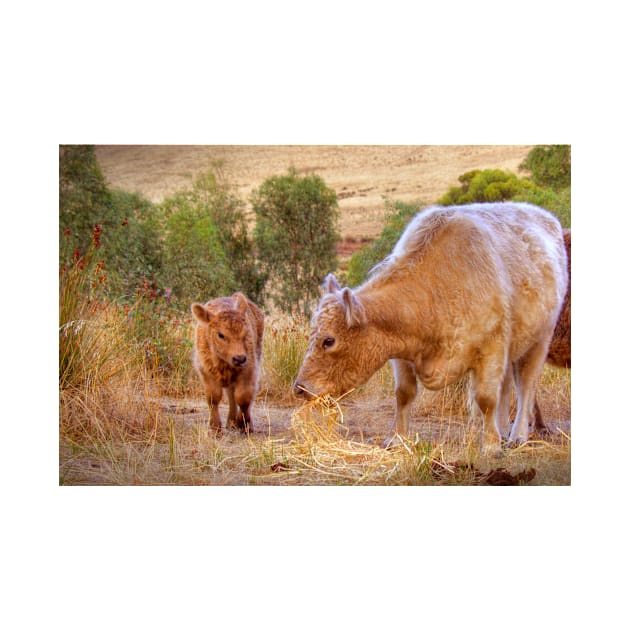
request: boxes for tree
[438,169,530,205]
[519,145,571,190]
[59,145,111,263]
[437,167,570,227]
[346,200,419,286]
[60,146,165,299]
[252,169,340,316]
[160,166,265,304]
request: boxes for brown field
[95,144,534,239]
[60,145,570,485]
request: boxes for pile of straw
[279,395,539,485]
[286,395,434,484]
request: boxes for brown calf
[191,292,264,435]
[295,203,568,454]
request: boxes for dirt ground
[95,145,533,239]
[163,393,571,447]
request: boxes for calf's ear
[340,288,367,328]
[233,292,248,314]
[322,273,341,295]
[191,303,211,323]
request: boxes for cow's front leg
[384,359,417,448]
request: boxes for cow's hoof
[383,434,403,449]
[505,438,527,449]
[482,443,504,459]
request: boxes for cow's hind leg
[496,365,514,443]
[509,337,552,446]
[472,345,508,456]
[385,359,417,447]
[532,399,551,435]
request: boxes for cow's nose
[293,381,312,399]
[232,355,247,367]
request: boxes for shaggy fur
[533,228,571,431]
[295,202,568,452]
[191,292,264,434]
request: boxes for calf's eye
[322,336,335,349]
[217,332,225,340]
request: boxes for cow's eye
[322,336,335,349]
[217,332,225,340]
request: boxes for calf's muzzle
[232,354,247,367]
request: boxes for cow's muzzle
[293,381,314,399]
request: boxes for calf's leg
[198,370,223,435]
[225,385,240,430]
[233,378,256,434]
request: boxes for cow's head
[294,274,378,399]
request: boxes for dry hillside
[95,145,533,239]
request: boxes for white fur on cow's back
[371,202,566,302]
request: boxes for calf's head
[192,293,251,368]
[294,274,375,399]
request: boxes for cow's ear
[322,273,341,295]
[340,288,367,328]
[233,292,248,314]
[191,303,211,323]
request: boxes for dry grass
[59,303,571,486]
[59,366,571,486]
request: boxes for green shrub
[161,196,235,302]
[439,169,526,205]
[438,167,570,228]
[519,145,571,190]
[59,145,112,263]
[252,169,340,316]
[346,200,419,286]
[513,185,571,228]
[161,167,264,305]
[60,146,165,299]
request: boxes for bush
[513,185,571,228]
[59,145,112,263]
[439,169,528,205]
[161,195,235,302]
[438,167,570,228]
[252,169,340,316]
[346,200,419,286]
[519,145,571,190]
[60,146,165,299]
[161,168,264,305]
